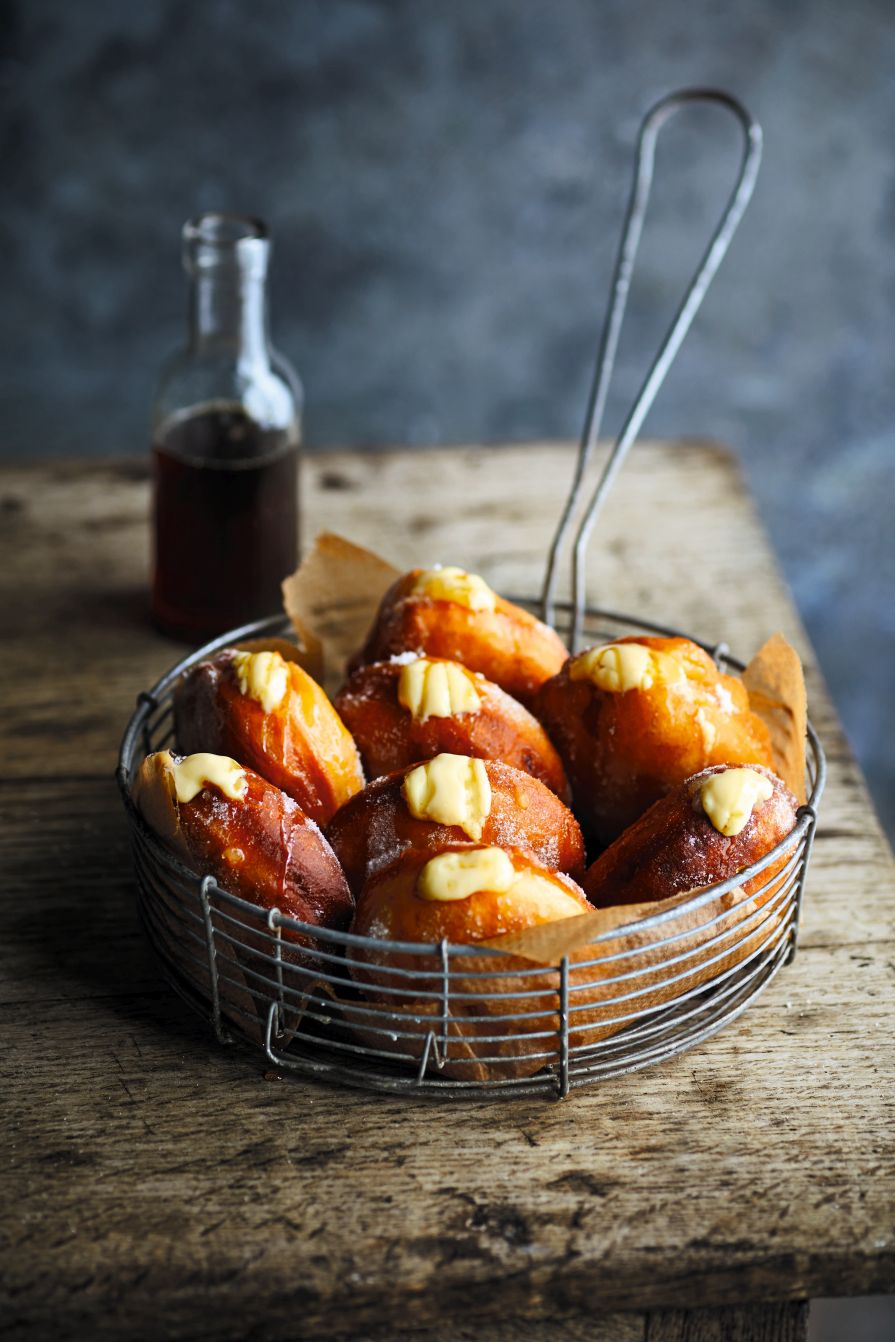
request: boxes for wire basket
[118,89,822,1098]
[117,602,825,1100]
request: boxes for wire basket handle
[540,88,763,648]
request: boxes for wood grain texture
[646,1303,809,1341]
[329,1318,646,1342]
[1,443,893,1341]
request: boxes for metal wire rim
[117,602,825,1100]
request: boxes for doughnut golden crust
[324,755,586,896]
[174,648,364,827]
[534,635,775,844]
[333,656,570,799]
[350,845,590,965]
[349,568,568,704]
[133,751,354,938]
[583,764,798,908]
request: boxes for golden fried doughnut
[583,764,798,908]
[349,567,567,704]
[134,750,353,938]
[535,635,775,844]
[324,753,586,895]
[351,845,590,963]
[333,655,570,799]
[174,647,364,827]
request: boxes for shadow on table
[6,772,220,1058]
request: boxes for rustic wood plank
[646,1302,808,1341]
[1,444,893,1341]
[2,930,893,1338]
[330,1318,646,1342]
[327,1309,810,1342]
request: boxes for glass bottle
[150,213,303,641]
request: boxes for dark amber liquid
[151,404,299,640]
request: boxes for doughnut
[534,635,775,844]
[349,567,568,704]
[351,845,591,957]
[134,750,354,939]
[343,846,592,1082]
[333,655,570,799]
[583,764,798,908]
[174,646,364,827]
[324,753,586,896]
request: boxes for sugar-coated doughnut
[333,655,570,799]
[350,844,590,970]
[583,764,798,908]
[535,636,775,844]
[134,750,353,938]
[324,753,586,895]
[174,647,364,827]
[349,567,567,704]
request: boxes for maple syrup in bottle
[150,214,302,640]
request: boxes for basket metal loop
[540,88,763,650]
[439,938,451,1062]
[198,873,229,1045]
[558,957,572,1100]
[416,1030,447,1084]
[267,908,286,1038]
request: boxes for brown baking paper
[742,632,808,804]
[281,532,400,688]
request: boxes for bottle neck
[181,217,273,368]
[188,268,270,366]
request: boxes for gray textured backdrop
[1,0,893,838]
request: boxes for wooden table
[2,443,893,1342]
